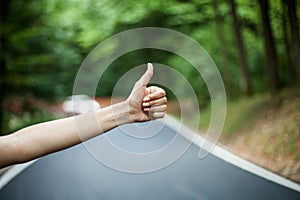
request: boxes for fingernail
[143,102,150,107]
[147,62,153,70]
[143,96,150,101]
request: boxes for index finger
[144,87,166,101]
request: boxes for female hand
[126,63,167,122]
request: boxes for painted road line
[163,115,300,192]
[0,159,37,190]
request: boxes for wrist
[111,101,132,126]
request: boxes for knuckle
[163,97,167,103]
[158,112,166,118]
[149,101,154,106]
[163,104,167,111]
[160,90,166,96]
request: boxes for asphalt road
[0,121,299,200]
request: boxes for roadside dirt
[218,94,300,183]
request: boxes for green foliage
[2,109,57,136]
[2,98,58,136]
[1,0,300,134]
[4,0,299,100]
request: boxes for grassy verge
[199,93,272,137]
[197,87,300,183]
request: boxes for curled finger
[150,111,166,119]
[144,104,167,112]
[144,87,166,101]
[143,97,167,107]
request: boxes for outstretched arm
[0,63,167,168]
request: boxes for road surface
[0,119,299,200]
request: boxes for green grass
[199,93,271,138]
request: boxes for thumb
[137,63,153,86]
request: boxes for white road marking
[0,160,37,190]
[164,115,300,192]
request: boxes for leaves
[2,0,299,100]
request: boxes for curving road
[0,119,299,200]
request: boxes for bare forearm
[0,101,130,168]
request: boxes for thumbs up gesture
[127,63,167,122]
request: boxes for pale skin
[0,63,167,168]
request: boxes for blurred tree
[0,0,83,134]
[3,0,86,101]
[212,0,233,95]
[259,0,281,92]
[285,0,300,81]
[281,0,294,84]
[229,0,252,95]
[0,0,10,133]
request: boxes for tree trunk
[0,0,10,134]
[213,0,234,96]
[281,0,295,84]
[259,0,281,92]
[286,0,300,80]
[229,0,252,96]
